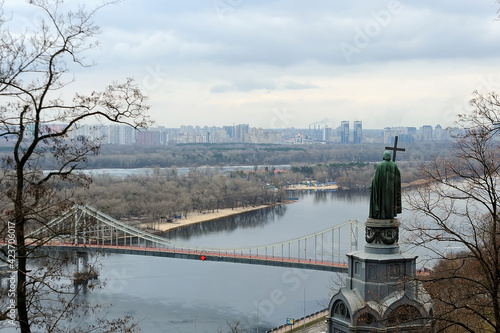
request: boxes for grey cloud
[95,0,500,69]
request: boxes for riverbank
[140,203,288,232]
[287,184,338,190]
[265,309,328,333]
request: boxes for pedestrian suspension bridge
[27,205,364,272]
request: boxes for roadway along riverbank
[265,309,328,333]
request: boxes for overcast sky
[6,0,500,129]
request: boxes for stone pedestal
[326,218,433,333]
[364,218,399,254]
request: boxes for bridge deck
[17,205,361,273]
[46,243,349,272]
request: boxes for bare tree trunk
[15,220,30,333]
[15,156,30,332]
[0,1,151,330]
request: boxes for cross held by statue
[385,136,405,162]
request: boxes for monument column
[327,142,433,333]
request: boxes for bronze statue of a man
[369,151,402,219]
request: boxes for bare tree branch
[0,1,151,332]
[404,91,500,333]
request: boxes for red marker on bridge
[201,255,206,261]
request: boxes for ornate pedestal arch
[326,218,433,332]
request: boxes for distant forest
[86,142,449,168]
[0,141,449,169]
[0,142,449,219]
[67,143,449,219]
[74,160,426,219]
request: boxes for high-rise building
[340,121,349,144]
[70,124,103,142]
[235,124,249,142]
[434,124,446,141]
[353,121,362,144]
[120,125,136,145]
[383,127,407,144]
[420,125,433,141]
[323,126,332,142]
[223,125,235,138]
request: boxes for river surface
[15,168,446,332]
[76,190,373,333]
[4,185,437,333]
[4,188,435,333]
[78,165,290,178]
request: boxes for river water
[2,165,448,332]
[75,190,372,333]
[3,187,434,333]
[78,165,290,178]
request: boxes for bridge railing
[27,205,364,266]
[23,205,437,273]
[43,240,350,269]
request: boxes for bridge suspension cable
[26,205,365,271]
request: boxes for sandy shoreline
[140,183,338,233]
[139,184,339,233]
[139,179,426,234]
[141,203,284,232]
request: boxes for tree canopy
[405,91,500,333]
[0,1,150,331]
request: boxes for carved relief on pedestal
[388,264,401,279]
[365,226,399,245]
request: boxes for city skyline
[74,119,450,132]
[99,119,449,131]
[67,120,452,146]
[3,0,500,130]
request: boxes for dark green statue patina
[369,151,402,219]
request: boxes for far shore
[286,184,338,191]
[139,184,341,233]
[140,179,426,233]
[140,202,289,233]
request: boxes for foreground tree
[0,0,150,332]
[405,91,500,333]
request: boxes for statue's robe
[369,156,402,219]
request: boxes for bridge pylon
[26,205,365,272]
[73,251,97,285]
